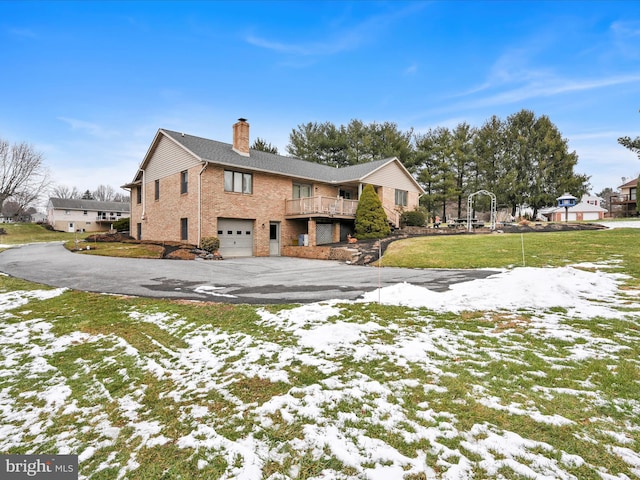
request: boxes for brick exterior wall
[200,165,304,255]
[133,166,201,244]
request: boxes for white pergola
[467,190,497,231]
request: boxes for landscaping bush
[112,217,130,232]
[400,209,426,227]
[355,184,391,239]
[37,222,55,231]
[200,236,220,253]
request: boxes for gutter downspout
[141,170,146,221]
[198,162,208,247]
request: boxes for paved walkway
[0,242,499,304]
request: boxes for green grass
[381,229,640,279]
[0,223,91,244]
[63,240,166,258]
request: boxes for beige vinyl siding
[361,161,421,192]
[145,136,202,183]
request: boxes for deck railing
[285,196,359,217]
[610,193,636,204]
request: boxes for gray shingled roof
[49,198,130,212]
[161,129,396,184]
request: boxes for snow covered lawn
[0,262,639,479]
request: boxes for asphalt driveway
[0,242,499,304]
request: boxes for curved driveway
[0,242,499,304]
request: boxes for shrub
[37,222,55,231]
[400,210,426,227]
[200,236,220,253]
[354,184,391,239]
[112,217,130,232]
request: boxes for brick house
[47,198,130,232]
[123,119,424,257]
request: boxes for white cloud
[7,27,37,39]
[459,73,640,110]
[58,117,119,139]
[611,20,640,59]
[404,63,418,75]
[245,3,425,58]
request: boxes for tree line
[51,184,129,203]
[2,108,637,222]
[276,110,591,220]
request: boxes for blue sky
[1,0,639,204]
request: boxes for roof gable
[619,177,638,189]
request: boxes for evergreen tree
[450,123,476,218]
[287,119,414,168]
[503,110,589,217]
[414,127,456,219]
[473,115,507,211]
[354,184,391,239]
[286,122,348,167]
[251,137,279,154]
[618,135,640,159]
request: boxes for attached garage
[582,212,600,221]
[218,219,254,257]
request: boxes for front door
[269,222,280,256]
[68,222,75,233]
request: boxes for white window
[395,189,408,207]
[293,183,312,199]
[224,170,252,194]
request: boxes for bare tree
[113,192,130,202]
[51,185,81,199]
[93,184,116,202]
[2,199,36,220]
[0,138,51,213]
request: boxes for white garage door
[218,219,254,257]
[583,212,599,221]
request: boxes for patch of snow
[360,266,633,319]
[194,285,237,298]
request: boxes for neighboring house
[540,194,608,221]
[123,119,424,257]
[580,194,605,208]
[47,198,131,232]
[31,212,47,224]
[610,177,638,217]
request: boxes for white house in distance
[47,198,130,232]
[540,194,607,222]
